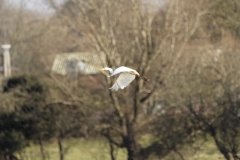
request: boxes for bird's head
[99,67,113,76]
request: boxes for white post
[1,44,11,77]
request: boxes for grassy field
[165,138,225,160]
[19,137,225,160]
[21,138,127,160]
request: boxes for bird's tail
[139,76,150,82]
[143,77,150,82]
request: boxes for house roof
[51,52,106,75]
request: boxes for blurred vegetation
[207,0,240,41]
[0,0,240,160]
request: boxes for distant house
[51,52,106,78]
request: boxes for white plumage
[110,73,136,91]
[99,66,140,91]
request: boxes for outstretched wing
[110,73,135,91]
[110,66,135,76]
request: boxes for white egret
[99,66,149,91]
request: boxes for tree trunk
[109,141,115,160]
[123,124,139,160]
[125,137,139,160]
[232,152,240,160]
[57,137,64,160]
[38,136,46,160]
[212,136,230,160]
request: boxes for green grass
[18,137,224,160]
[20,138,127,160]
[164,137,225,160]
[191,138,224,160]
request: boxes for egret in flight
[99,66,149,91]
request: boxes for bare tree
[46,0,209,159]
[170,37,240,160]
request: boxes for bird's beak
[99,68,110,76]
